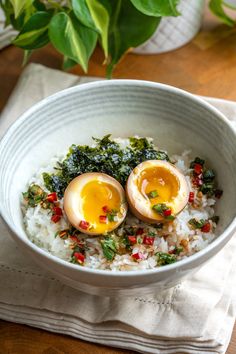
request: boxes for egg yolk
[81,180,122,234]
[138,167,180,206]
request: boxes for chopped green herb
[23,184,47,207]
[203,169,215,181]
[70,256,77,264]
[107,209,118,222]
[165,215,175,221]
[152,203,173,219]
[188,218,206,229]
[100,236,117,261]
[152,203,165,214]
[30,185,44,195]
[190,157,222,198]
[156,252,177,266]
[107,215,115,222]
[200,183,215,196]
[174,246,183,255]
[41,200,51,209]
[137,236,143,244]
[147,190,158,199]
[121,235,132,250]
[148,231,156,237]
[200,168,216,194]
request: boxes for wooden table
[0,7,235,354]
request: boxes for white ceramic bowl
[0,80,236,296]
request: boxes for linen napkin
[0,63,236,354]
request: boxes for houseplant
[0,0,235,76]
[0,0,179,76]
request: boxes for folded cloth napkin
[0,63,236,354]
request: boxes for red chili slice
[132,252,145,260]
[194,163,203,175]
[128,236,136,244]
[163,209,172,217]
[79,220,90,230]
[188,192,194,203]
[52,206,63,216]
[74,252,85,264]
[99,215,107,224]
[51,214,61,223]
[46,192,57,203]
[201,222,211,233]
[70,235,79,243]
[143,236,155,245]
[102,205,110,213]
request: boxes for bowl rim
[0,79,236,278]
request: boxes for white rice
[22,138,219,271]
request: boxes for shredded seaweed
[43,135,169,198]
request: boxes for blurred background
[0,0,236,113]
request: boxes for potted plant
[135,0,236,54]
[0,0,235,77]
[134,0,205,54]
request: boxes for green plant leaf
[63,56,78,70]
[49,12,87,72]
[0,0,28,30]
[107,0,161,76]
[33,0,46,11]
[76,19,98,59]
[13,11,52,49]
[72,0,109,57]
[49,12,97,73]
[10,0,33,18]
[209,0,235,26]
[0,0,13,27]
[130,0,180,17]
[70,13,98,59]
[72,0,95,29]
[9,11,27,31]
[86,0,109,57]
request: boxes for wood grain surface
[0,7,235,354]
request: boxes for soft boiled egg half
[63,172,128,235]
[126,160,189,223]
